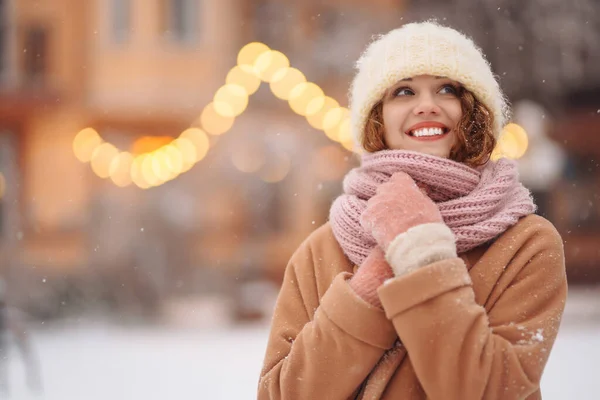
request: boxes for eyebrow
[400,76,447,82]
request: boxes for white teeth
[412,127,445,137]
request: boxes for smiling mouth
[406,127,450,138]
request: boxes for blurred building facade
[548,87,600,283]
[0,0,402,318]
[0,0,598,320]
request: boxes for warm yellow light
[307,96,340,130]
[173,137,197,171]
[323,107,350,141]
[213,84,249,117]
[200,103,235,135]
[341,140,354,152]
[237,42,270,67]
[255,50,290,82]
[337,118,352,143]
[260,152,291,183]
[288,82,325,116]
[109,152,134,187]
[490,147,502,162]
[131,136,174,155]
[90,142,119,179]
[494,123,529,160]
[75,42,369,189]
[162,144,184,175]
[505,123,529,158]
[151,150,175,182]
[226,65,261,96]
[141,154,162,186]
[131,155,152,189]
[269,68,306,100]
[73,128,103,162]
[180,128,209,161]
[305,96,326,116]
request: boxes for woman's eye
[439,84,458,95]
[394,87,414,96]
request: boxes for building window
[22,25,47,84]
[110,0,131,44]
[162,0,198,44]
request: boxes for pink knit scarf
[329,150,536,266]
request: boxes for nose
[413,93,441,115]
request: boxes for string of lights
[72,42,528,189]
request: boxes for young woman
[258,21,566,400]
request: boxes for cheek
[448,101,463,125]
[381,105,392,128]
[382,104,408,129]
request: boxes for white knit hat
[349,21,510,152]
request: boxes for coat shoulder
[490,213,566,283]
[504,214,564,250]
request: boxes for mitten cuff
[349,247,393,309]
[385,223,457,276]
[349,272,384,309]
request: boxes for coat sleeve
[377,220,567,400]
[258,240,398,400]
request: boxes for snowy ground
[5,287,600,400]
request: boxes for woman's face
[381,74,463,158]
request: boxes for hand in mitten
[349,247,393,309]
[360,172,457,276]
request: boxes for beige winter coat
[258,214,567,399]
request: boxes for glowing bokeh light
[288,82,325,116]
[90,142,119,179]
[323,107,350,142]
[109,152,134,187]
[237,42,270,67]
[226,64,261,95]
[73,128,103,163]
[200,103,235,135]
[255,51,290,83]
[181,128,210,161]
[213,84,249,117]
[73,42,379,188]
[269,68,306,100]
[492,123,529,160]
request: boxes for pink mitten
[360,172,457,276]
[349,247,393,309]
[360,172,443,250]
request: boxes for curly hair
[362,87,497,167]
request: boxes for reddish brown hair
[362,87,496,167]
